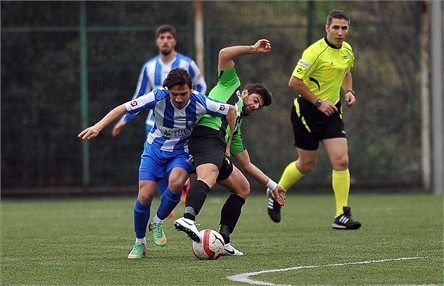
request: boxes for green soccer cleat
[127,243,147,259]
[150,222,167,247]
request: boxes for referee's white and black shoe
[267,188,282,223]
[332,206,361,230]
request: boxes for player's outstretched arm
[218,39,271,71]
[233,150,286,206]
[78,105,127,140]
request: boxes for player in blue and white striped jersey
[112,24,206,206]
[78,68,236,259]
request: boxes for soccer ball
[192,229,225,260]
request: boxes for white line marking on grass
[227,257,421,286]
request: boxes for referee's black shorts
[291,97,346,151]
[188,126,233,181]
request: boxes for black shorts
[188,126,233,180]
[291,97,346,150]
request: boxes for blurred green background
[2,1,441,195]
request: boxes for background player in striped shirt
[267,10,361,230]
[112,24,207,213]
[78,68,236,259]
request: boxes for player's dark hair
[244,83,273,106]
[327,10,350,26]
[156,24,177,40]
[163,68,192,89]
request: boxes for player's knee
[298,160,316,174]
[137,190,154,204]
[196,172,218,188]
[237,187,250,199]
[231,179,250,198]
[167,181,183,193]
[332,158,349,170]
[137,181,156,203]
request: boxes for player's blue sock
[133,198,151,239]
[157,188,181,220]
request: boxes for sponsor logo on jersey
[130,100,138,107]
[159,126,192,138]
[219,104,226,111]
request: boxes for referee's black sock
[183,180,210,220]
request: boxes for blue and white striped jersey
[124,88,229,152]
[123,52,207,126]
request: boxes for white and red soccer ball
[192,229,225,260]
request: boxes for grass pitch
[1,193,443,285]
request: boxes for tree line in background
[1,1,427,192]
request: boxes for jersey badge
[297,59,310,69]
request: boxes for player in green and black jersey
[174,39,286,256]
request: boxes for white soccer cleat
[223,243,244,256]
[174,217,201,242]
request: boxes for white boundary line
[227,257,422,286]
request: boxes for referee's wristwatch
[314,99,322,108]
